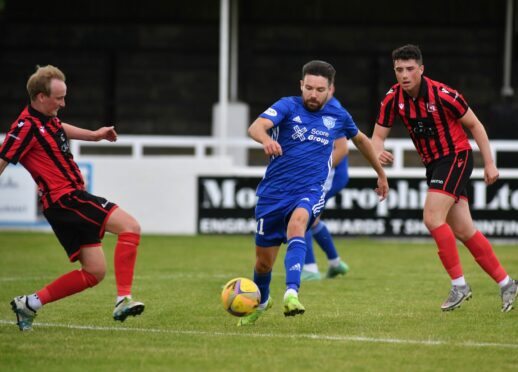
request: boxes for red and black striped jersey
[376,76,471,165]
[0,105,85,209]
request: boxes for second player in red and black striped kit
[0,65,145,330]
[372,44,517,312]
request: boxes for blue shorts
[254,190,326,247]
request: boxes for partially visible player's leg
[310,220,349,278]
[239,197,284,326]
[11,246,104,331]
[302,229,321,281]
[11,195,109,331]
[238,245,279,326]
[284,207,310,316]
[105,207,145,321]
[448,199,517,312]
[424,191,470,310]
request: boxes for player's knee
[255,257,273,273]
[423,212,442,232]
[451,225,475,242]
[92,270,105,284]
[287,219,307,237]
[255,261,272,273]
[81,263,106,284]
[91,267,106,283]
[124,217,141,234]
[81,267,105,286]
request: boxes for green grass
[1,232,518,371]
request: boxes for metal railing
[2,134,518,177]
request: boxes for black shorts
[43,190,118,262]
[425,150,473,201]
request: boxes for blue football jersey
[256,96,358,198]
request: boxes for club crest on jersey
[398,103,404,110]
[17,120,25,128]
[263,107,277,117]
[426,103,436,112]
[322,116,336,129]
[39,126,45,133]
[291,125,307,141]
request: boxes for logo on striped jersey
[426,103,436,112]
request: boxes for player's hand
[263,139,282,156]
[484,163,499,185]
[378,150,394,166]
[95,126,118,142]
[375,175,389,201]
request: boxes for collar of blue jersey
[401,75,429,101]
[28,104,54,124]
[326,96,342,108]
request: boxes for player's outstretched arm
[0,158,8,177]
[371,124,393,166]
[62,123,118,142]
[248,117,282,156]
[460,109,499,185]
[351,131,389,200]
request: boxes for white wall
[85,156,236,234]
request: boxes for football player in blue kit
[301,137,350,281]
[239,60,388,326]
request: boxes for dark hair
[302,60,336,85]
[392,44,423,65]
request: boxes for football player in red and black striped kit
[0,65,145,330]
[372,44,517,312]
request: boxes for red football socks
[431,224,463,280]
[114,232,140,297]
[36,269,99,305]
[464,230,507,283]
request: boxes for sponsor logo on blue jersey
[307,128,330,146]
[291,125,307,141]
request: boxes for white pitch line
[0,272,284,282]
[1,319,517,349]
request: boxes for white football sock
[303,263,319,273]
[328,257,341,268]
[498,275,510,288]
[27,293,42,311]
[451,276,466,286]
[258,300,269,310]
[283,288,298,300]
[116,295,131,305]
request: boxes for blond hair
[26,65,66,101]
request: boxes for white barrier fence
[1,135,518,235]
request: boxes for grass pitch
[1,232,518,371]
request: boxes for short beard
[303,99,323,112]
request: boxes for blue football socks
[312,221,339,260]
[304,230,316,265]
[254,270,272,306]
[285,237,307,291]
